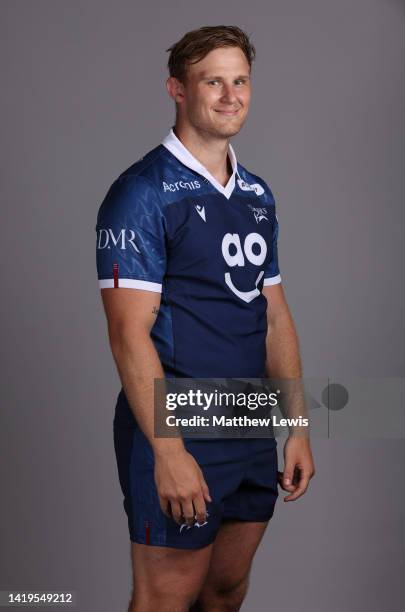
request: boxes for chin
[210,121,244,138]
[218,125,243,138]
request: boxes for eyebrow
[199,74,250,81]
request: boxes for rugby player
[96,25,315,612]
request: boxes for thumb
[282,462,296,489]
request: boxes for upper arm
[263,283,289,324]
[100,288,161,343]
[95,175,167,341]
[261,186,284,320]
[262,202,281,288]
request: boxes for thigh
[114,418,227,549]
[203,519,268,588]
[130,541,213,601]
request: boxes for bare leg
[128,541,213,612]
[191,520,269,612]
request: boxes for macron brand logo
[163,179,201,193]
[195,204,206,222]
[237,178,265,196]
[97,228,140,252]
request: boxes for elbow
[267,308,296,335]
[108,321,151,357]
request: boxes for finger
[284,474,311,502]
[192,492,207,525]
[159,497,171,518]
[279,467,296,491]
[199,475,212,503]
[181,499,196,526]
[283,462,296,488]
[170,500,183,524]
[292,466,301,486]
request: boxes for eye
[208,80,220,85]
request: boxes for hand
[154,447,212,526]
[278,436,315,502]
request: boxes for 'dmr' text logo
[97,228,140,252]
[222,232,267,303]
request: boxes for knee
[195,575,250,611]
[130,592,195,612]
[130,577,200,612]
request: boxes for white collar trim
[161,127,239,200]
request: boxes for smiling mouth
[214,109,240,116]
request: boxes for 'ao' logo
[97,228,140,252]
[222,232,267,303]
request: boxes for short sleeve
[263,211,281,286]
[95,175,167,292]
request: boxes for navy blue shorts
[113,391,279,550]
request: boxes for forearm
[110,329,185,457]
[265,309,302,379]
[265,310,308,433]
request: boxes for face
[167,46,252,139]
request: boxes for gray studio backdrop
[1,1,404,610]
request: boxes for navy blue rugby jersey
[96,128,282,378]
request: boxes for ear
[166,76,185,104]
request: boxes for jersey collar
[161,127,239,200]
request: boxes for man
[96,25,315,612]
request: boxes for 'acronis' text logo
[163,179,201,193]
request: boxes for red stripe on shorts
[113,263,119,288]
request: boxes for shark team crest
[247,204,269,223]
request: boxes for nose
[220,83,238,104]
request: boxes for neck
[173,123,233,187]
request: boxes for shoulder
[96,144,169,224]
[118,143,168,183]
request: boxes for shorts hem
[222,512,275,522]
[130,534,217,550]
